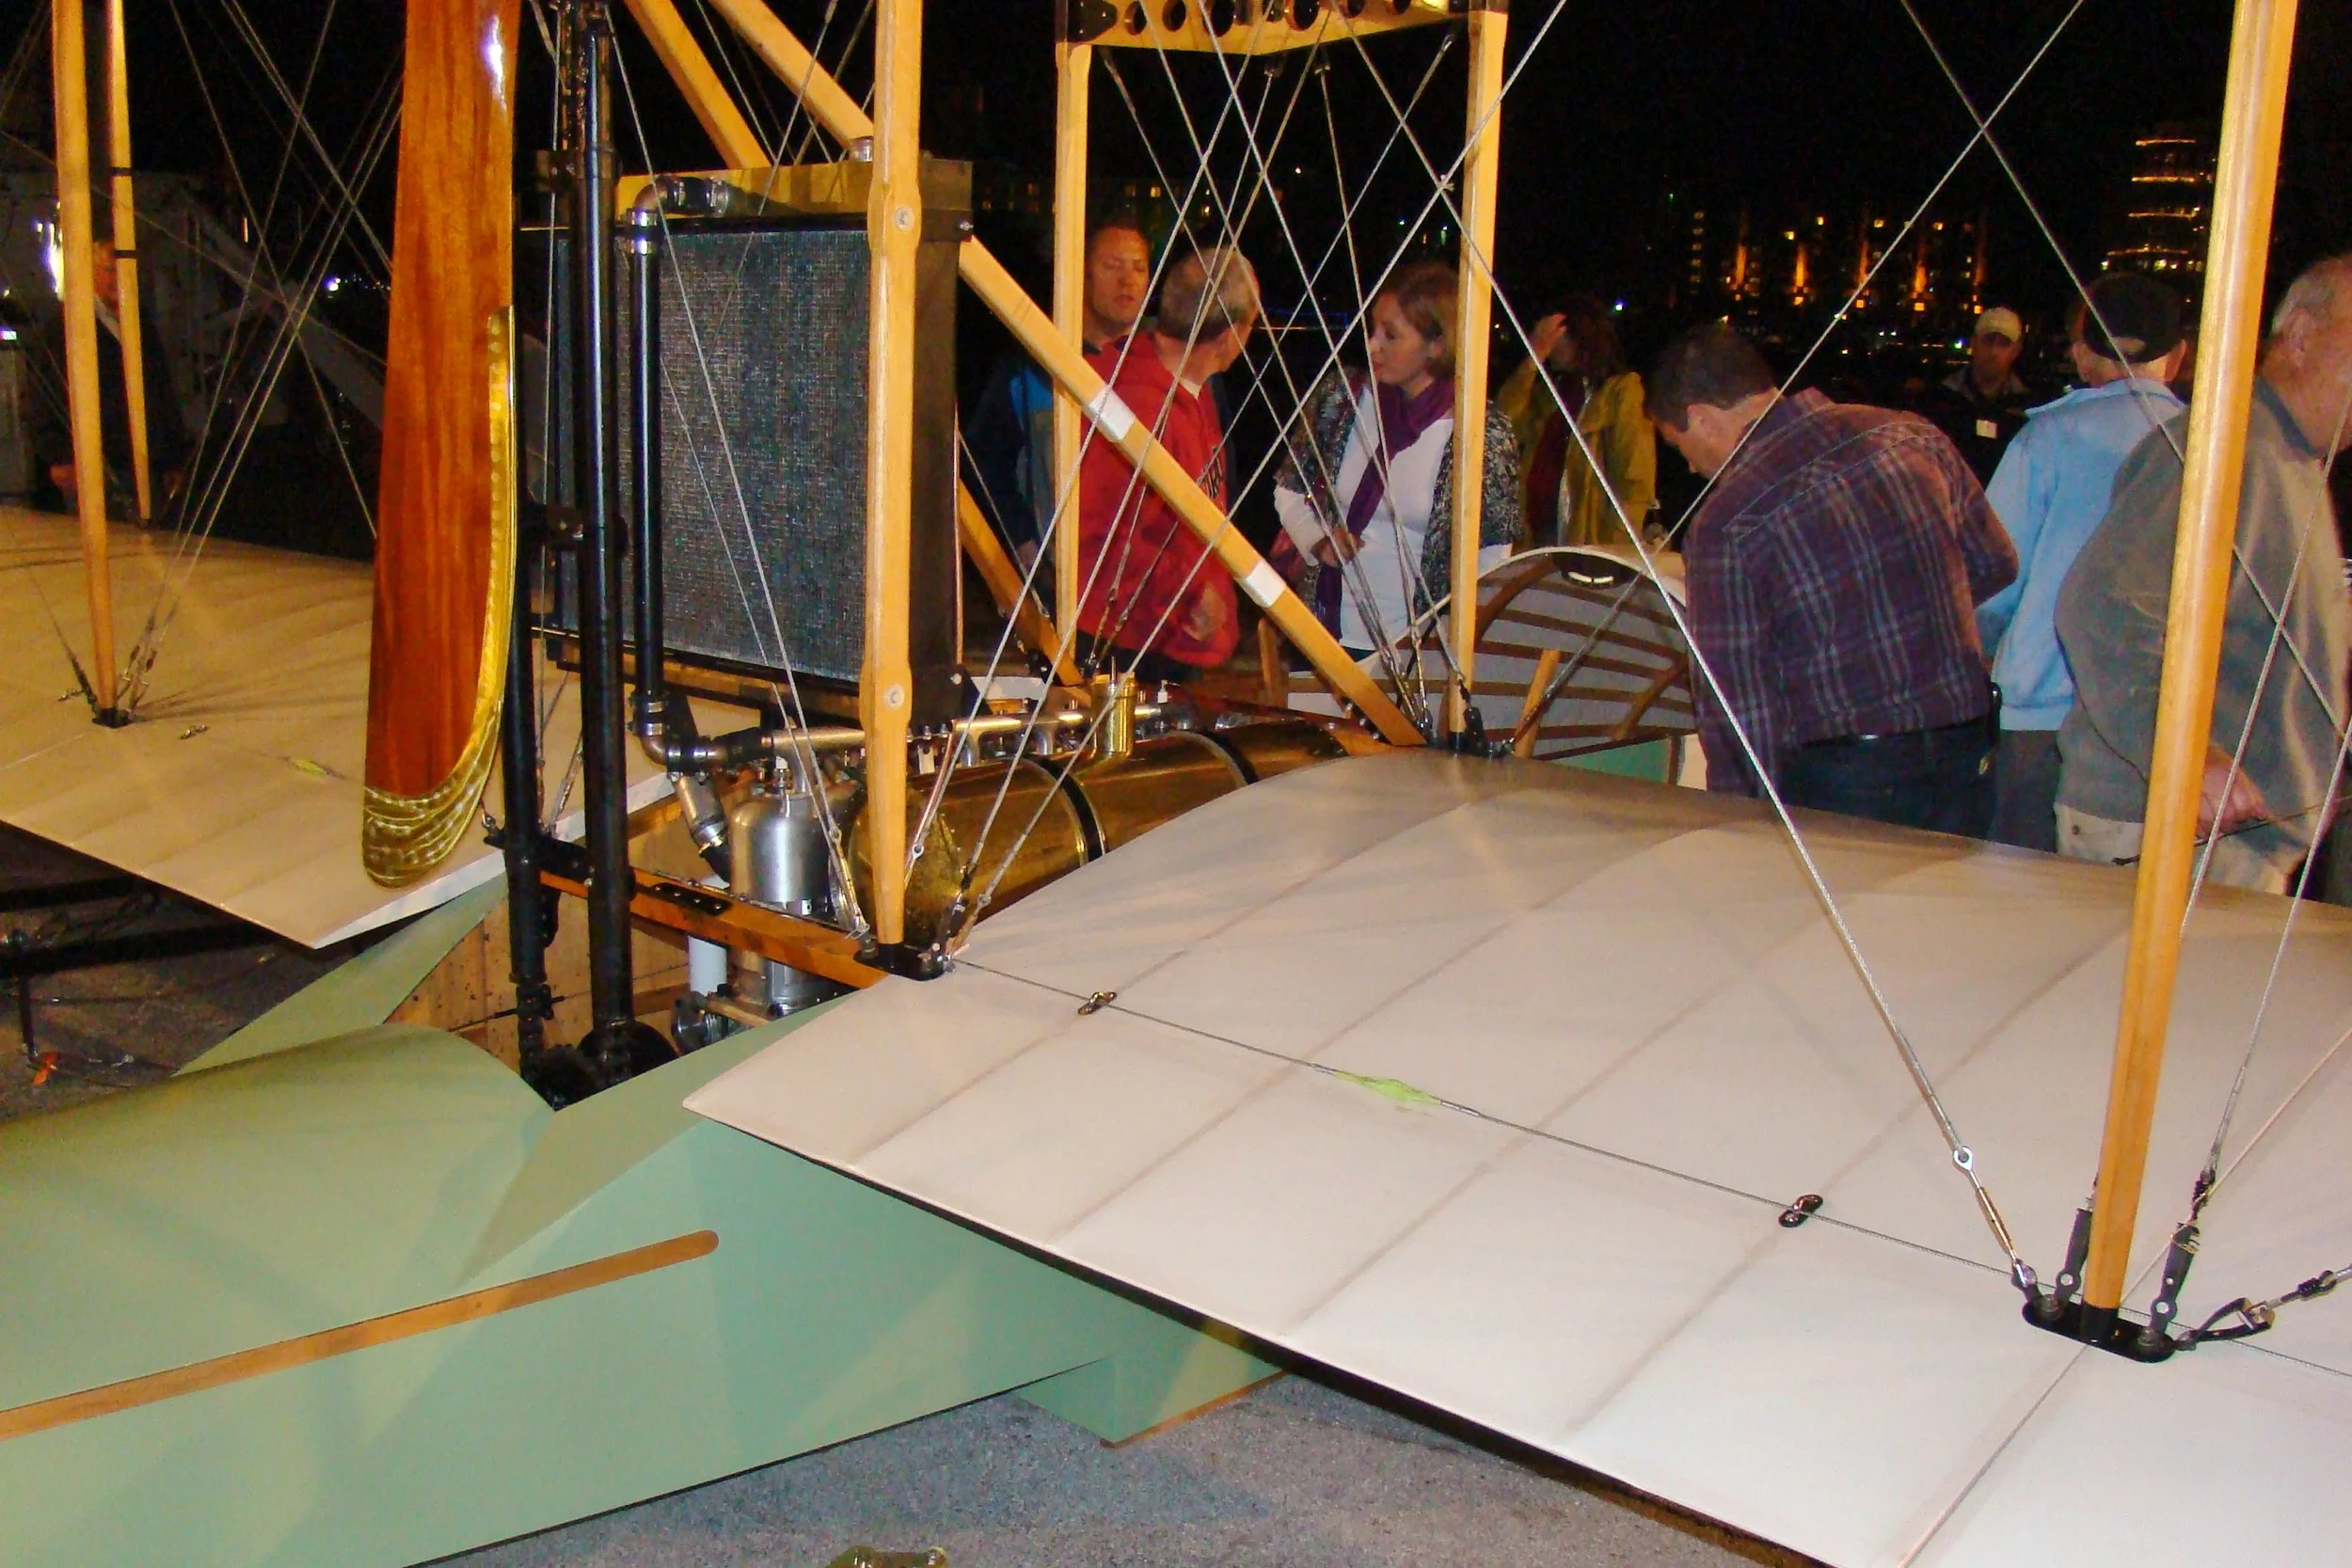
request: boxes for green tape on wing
[1327,1069,1441,1110]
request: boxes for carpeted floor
[447,1374,1803,1568]
[0,825,339,1122]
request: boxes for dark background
[4,0,2348,551]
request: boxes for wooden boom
[1060,0,1475,55]
[51,0,118,718]
[2078,0,2300,1318]
[1446,5,1506,736]
[103,0,152,524]
[860,0,926,946]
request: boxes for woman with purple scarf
[1271,261,1520,657]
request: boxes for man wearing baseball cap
[1924,306,2035,483]
[1975,273,2187,849]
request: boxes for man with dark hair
[1650,323,2018,833]
[966,215,1154,572]
[2055,253,2352,892]
[1075,245,1261,680]
[1977,273,2187,850]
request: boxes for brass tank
[847,759,1090,947]
[845,719,1348,945]
[1208,720,1348,782]
[1069,732,1248,852]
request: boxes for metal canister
[727,785,838,1014]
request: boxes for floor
[0,824,338,1121]
[0,823,1803,1568]
[447,1375,1800,1568]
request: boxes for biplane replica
[2,0,2348,1564]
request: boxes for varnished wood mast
[1052,37,1091,660]
[2079,0,2301,1316]
[860,0,924,947]
[51,0,116,715]
[1446,7,1507,737]
[103,0,152,524]
[362,0,521,876]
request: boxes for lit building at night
[2104,123,2214,305]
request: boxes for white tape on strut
[1240,560,1286,610]
[1084,386,1136,441]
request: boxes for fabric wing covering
[687,750,2352,1567]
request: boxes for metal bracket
[2136,1221,2201,1354]
[859,941,947,982]
[1777,1194,1823,1227]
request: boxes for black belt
[1798,713,1989,752]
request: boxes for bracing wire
[1093,38,1428,678]
[1886,0,2352,1305]
[1885,0,2343,929]
[1076,7,1581,729]
[943,22,1454,797]
[1025,33,1454,733]
[938,6,1309,906]
[1273,0,2101,1288]
[1090,42,1449,718]
[1127,26,1494,704]
[2170,387,2352,1236]
[952,11,1592,921]
[608,37,872,934]
[126,0,400,690]
[685,0,785,160]
[215,0,391,272]
[1116,33,1442,704]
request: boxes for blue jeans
[1778,722,1995,840]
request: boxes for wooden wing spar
[362,0,524,886]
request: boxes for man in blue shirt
[1978,273,2187,850]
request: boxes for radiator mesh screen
[637,224,870,684]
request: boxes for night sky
[15,0,2350,498]
[78,0,2352,338]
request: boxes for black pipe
[625,198,666,738]
[498,536,554,1071]
[567,5,662,1086]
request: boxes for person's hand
[1530,312,1568,368]
[2198,746,2270,837]
[1311,531,1359,566]
[1183,589,1232,646]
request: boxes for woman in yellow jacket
[1494,294,1657,549]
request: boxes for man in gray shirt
[2055,254,2352,892]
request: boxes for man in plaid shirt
[1649,325,2018,836]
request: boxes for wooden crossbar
[543,866,882,991]
[1070,0,1473,55]
[0,1232,719,1443]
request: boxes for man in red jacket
[1077,245,1260,679]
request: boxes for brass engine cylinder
[1070,732,1248,852]
[848,759,1089,947]
[846,720,1347,945]
[1209,720,1347,782]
